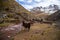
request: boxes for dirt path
[14,23,56,40]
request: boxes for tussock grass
[14,23,60,40]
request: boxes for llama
[22,21,31,31]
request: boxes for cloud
[16,0,60,10]
[34,0,41,2]
[22,4,33,10]
[33,0,60,7]
[18,0,24,1]
[26,0,32,3]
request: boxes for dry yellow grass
[14,23,60,40]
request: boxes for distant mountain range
[30,4,60,14]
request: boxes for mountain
[48,4,59,11]
[30,7,49,20]
[30,4,59,14]
[30,5,60,21]
[46,10,60,21]
[0,0,33,27]
[30,7,43,14]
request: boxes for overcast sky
[16,0,60,10]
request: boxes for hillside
[0,0,33,27]
[46,10,60,21]
[30,7,49,21]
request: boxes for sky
[16,0,60,10]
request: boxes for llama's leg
[27,26,30,31]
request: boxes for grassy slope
[0,0,33,27]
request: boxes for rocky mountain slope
[30,4,59,14]
[0,0,33,27]
[46,10,60,21]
